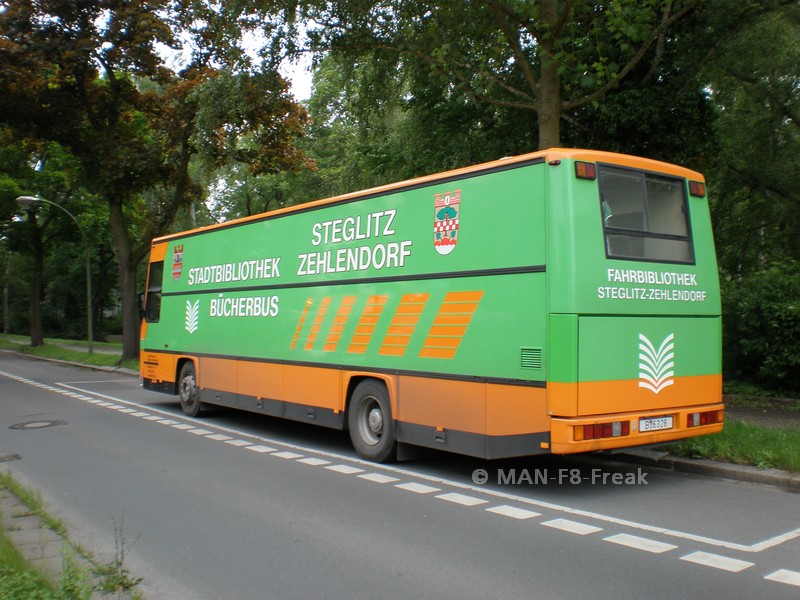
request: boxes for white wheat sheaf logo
[638,333,674,394]
[185,300,199,334]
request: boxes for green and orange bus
[140,148,723,462]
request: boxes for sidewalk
[0,483,136,599]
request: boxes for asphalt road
[1,353,799,599]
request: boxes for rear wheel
[178,362,203,417]
[348,380,397,463]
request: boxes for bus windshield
[599,165,694,264]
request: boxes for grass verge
[0,529,66,600]
[667,419,800,472]
[0,334,139,372]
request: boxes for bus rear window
[599,165,694,264]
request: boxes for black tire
[348,380,397,463]
[178,362,203,417]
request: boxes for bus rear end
[544,150,723,453]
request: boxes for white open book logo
[185,300,200,334]
[638,333,674,394]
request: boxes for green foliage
[0,334,134,369]
[706,6,800,276]
[0,556,91,600]
[669,420,800,472]
[721,264,800,392]
[92,519,143,598]
[0,567,60,600]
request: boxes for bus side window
[145,261,164,323]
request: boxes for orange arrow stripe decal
[420,291,484,359]
[347,295,388,354]
[379,293,430,356]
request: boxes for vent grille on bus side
[520,347,543,370]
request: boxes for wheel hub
[367,407,383,437]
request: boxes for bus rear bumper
[549,404,724,454]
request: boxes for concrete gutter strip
[614,449,800,490]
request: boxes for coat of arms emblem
[172,244,184,281]
[434,190,460,255]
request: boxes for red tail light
[687,410,723,428]
[576,420,630,441]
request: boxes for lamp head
[15,195,39,208]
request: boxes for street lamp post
[16,196,93,355]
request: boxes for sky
[280,53,314,101]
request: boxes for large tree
[253,0,782,152]
[1,0,310,360]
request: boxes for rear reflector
[689,181,706,197]
[575,161,597,180]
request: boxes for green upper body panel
[143,150,721,387]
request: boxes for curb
[612,449,800,490]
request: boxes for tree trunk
[2,254,10,334]
[536,0,562,150]
[107,198,140,361]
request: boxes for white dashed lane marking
[358,473,400,484]
[189,428,214,435]
[325,464,364,475]
[436,492,488,507]
[246,445,276,453]
[396,482,441,494]
[604,533,677,554]
[486,505,541,520]
[764,569,800,587]
[224,439,251,447]
[298,458,331,466]
[542,519,603,536]
[680,551,754,573]
[273,451,303,459]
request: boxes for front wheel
[348,380,397,463]
[178,362,203,417]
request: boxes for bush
[722,263,800,393]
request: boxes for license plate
[639,416,673,432]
